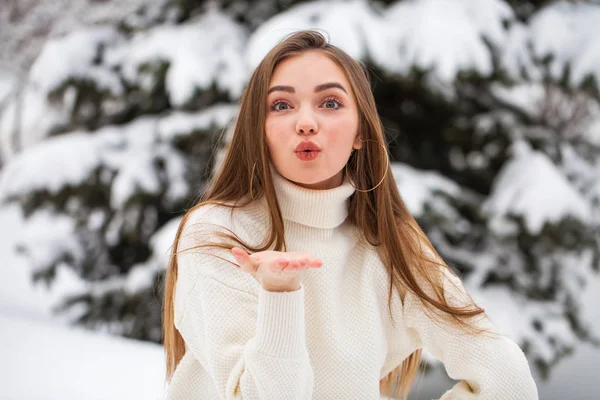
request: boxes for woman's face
[265,50,361,190]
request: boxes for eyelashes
[321,96,344,109]
[270,100,292,112]
[269,96,345,112]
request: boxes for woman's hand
[231,247,322,292]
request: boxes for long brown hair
[163,30,493,399]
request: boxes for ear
[353,135,363,150]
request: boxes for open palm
[231,247,322,292]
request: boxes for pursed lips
[294,141,322,152]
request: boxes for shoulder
[175,201,265,298]
[182,202,235,232]
[182,199,270,244]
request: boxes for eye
[321,97,343,110]
[271,101,292,111]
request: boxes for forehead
[269,51,351,89]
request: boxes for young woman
[162,30,538,399]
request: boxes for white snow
[1,198,599,399]
[102,117,163,208]
[391,162,461,217]
[99,216,182,296]
[18,209,84,272]
[0,27,124,160]
[3,0,600,158]
[483,141,591,235]
[0,105,234,207]
[150,216,183,268]
[587,114,600,147]
[247,1,387,68]
[121,216,182,295]
[0,312,166,400]
[491,82,546,119]
[115,10,248,107]
[0,0,162,72]
[0,82,70,160]
[248,0,513,83]
[248,0,600,97]
[583,99,600,147]
[475,285,544,348]
[0,205,85,322]
[384,0,512,81]
[560,144,600,218]
[0,132,99,200]
[529,2,600,87]
[0,68,15,104]
[0,204,164,399]
[29,27,124,96]
[476,285,578,364]
[1,0,600,398]
[500,21,540,81]
[0,10,245,160]
[157,104,238,141]
[501,1,600,87]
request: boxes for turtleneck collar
[269,164,356,229]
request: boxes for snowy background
[1,0,600,399]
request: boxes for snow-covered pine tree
[0,0,598,380]
[368,0,600,378]
[0,1,246,342]
[0,0,313,342]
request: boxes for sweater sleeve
[171,203,313,399]
[175,267,314,400]
[402,270,538,400]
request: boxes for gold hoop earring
[345,139,390,193]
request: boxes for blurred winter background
[1,0,599,399]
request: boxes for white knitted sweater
[166,168,538,400]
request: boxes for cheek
[326,117,358,146]
[264,119,286,153]
[265,116,285,136]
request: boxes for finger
[280,263,294,272]
[272,258,289,272]
[277,258,289,268]
[282,259,302,272]
[270,259,288,273]
[291,253,321,268]
[309,258,323,268]
[231,247,257,273]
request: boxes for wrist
[262,283,301,292]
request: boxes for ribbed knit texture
[254,287,307,357]
[166,167,539,400]
[269,164,355,229]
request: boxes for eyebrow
[266,82,347,95]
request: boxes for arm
[402,270,538,400]
[175,257,314,400]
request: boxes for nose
[296,110,318,135]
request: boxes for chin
[288,174,322,186]
[273,163,341,188]
[279,169,320,183]
[297,172,344,190]
[299,174,325,184]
